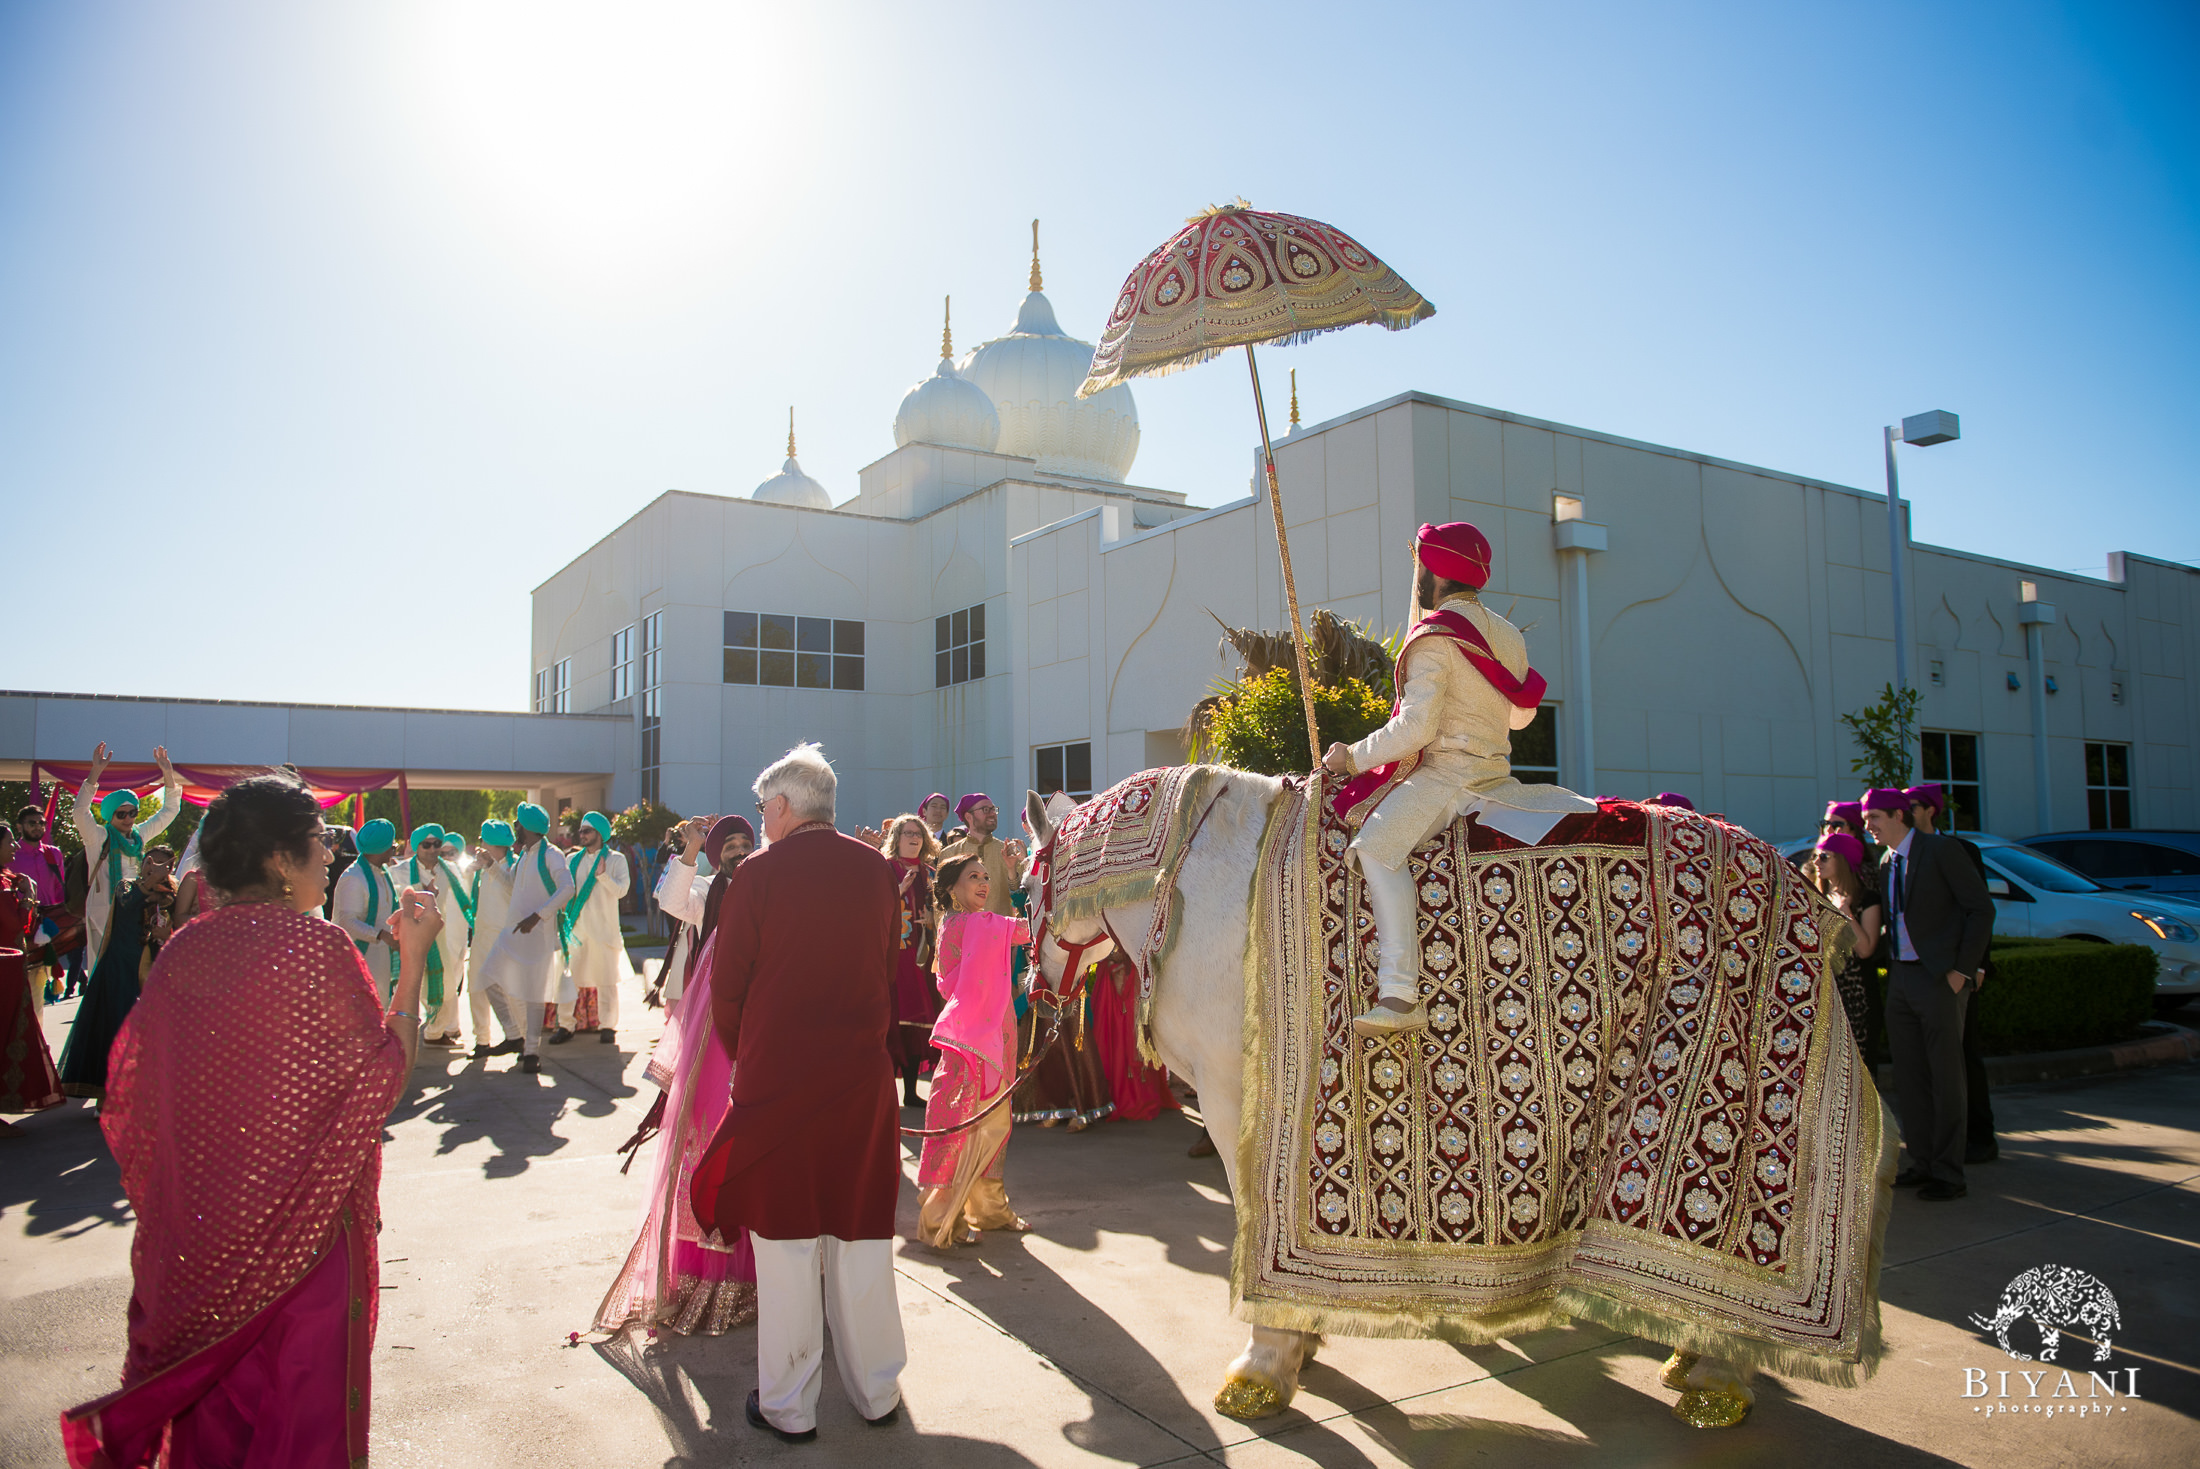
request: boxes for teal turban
[411,823,445,849]
[478,819,514,847]
[99,788,140,822]
[581,811,612,841]
[514,803,550,835]
[356,818,396,855]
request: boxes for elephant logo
[1968,1265,2121,1363]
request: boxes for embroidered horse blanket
[1235,782,1892,1383]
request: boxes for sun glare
[409,1,810,278]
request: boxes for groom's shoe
[1352,997,1428,1037]
[746,1390,817,1443]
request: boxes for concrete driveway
[4,979,2194,1468]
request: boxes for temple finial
[1289,369,1300,428]
[941,295,953,360]
[786,407,796,460]
[1029,218,1042,291]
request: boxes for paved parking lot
[4,981,2195,1468]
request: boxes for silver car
[1775,832,2199,1004]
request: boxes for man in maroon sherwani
[691,742,907,1440]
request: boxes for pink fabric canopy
[30,761,400,812]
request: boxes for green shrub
[610,801,682,847]
[1193,669,1392,776]
[1974,941,2156,1054]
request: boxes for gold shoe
[1352,1000,1428,1037]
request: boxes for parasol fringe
[1077,300,1437,399]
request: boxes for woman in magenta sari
[61,772,439,1468]
[915,853,1031,1248]
[596,815,758,1334]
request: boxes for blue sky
[3,0,2194,710]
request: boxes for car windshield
[1988,845,2103,894]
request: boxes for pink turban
[1903,783,1945,812]
[1862,788,1909,815]
[1814,832,1867,872]
[1824,800,1863,829]
[1414,521,1492,590]
[955,793,990,819]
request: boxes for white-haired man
[691,743,906,1441]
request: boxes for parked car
[1774,832,2200,1007]
[2019,830,2200,899]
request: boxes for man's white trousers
[751,1235,906,1432]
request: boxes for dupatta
[62,904,407,1464]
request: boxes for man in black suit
[1863,787,1996,1200]
[1907,782,1998,1162]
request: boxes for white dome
[894,355,1001,453]
[961,290,1140,482]
[753,454,831,509]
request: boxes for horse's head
[1022,788,1115,995]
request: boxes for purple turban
[1824,800,1863,829]
[922,793,949,814]
[707,814,754,856]
[955,793,990,819]
[1862,788,1909,815]
[1647,792,1695,811]
[1903,783,1945,812]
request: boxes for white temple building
[528,239,2199,841]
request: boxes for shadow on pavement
[592,1330,1055,1467]
[0,1103,130,1241]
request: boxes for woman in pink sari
[915,853,1031,1248]
[61,772,439,1468]
[596,816,757,1334]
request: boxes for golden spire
[786,407,796,460]
[941,295,953,360]
[1029,218,1043,291]
[1289,369,1300,429]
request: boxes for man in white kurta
[394,823,472,1045]
[466,820,517,1058]
[1322,522,1595,1036]
[72,743,183,967]
[333,819,403,1002]
[550,811,629,1045]
[478,802,574,1073]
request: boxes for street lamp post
[1883,409,1960,693]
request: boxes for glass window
[1511,706,1559,781]
[2085,742,2132,831]
[1983,846,2101,894]
[725,610,862,691]
[936,602,987,687]
[1034,741,1093,801]
[610,625,634,703]
[1920,731,1983,832]
[639,610,664,803]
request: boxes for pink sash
[1330,609,1549,827]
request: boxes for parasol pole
[1244,344,1323,771]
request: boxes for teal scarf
[353,860,399,984]
[99,820,144,897]
[508,842,569,960]
[562,846,607,952]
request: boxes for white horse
[1021,771,1757,1426]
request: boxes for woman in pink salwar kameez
[62,773,439,1469]
[596,815,757,1334]
[915,854,1031,1247]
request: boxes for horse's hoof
[1658,1350,1699,1391]
[1214,1375,1287,1420]
[1671,1386,1752,1428]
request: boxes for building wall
[1011,392,2197,841]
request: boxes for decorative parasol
[1079,203,1433,767]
